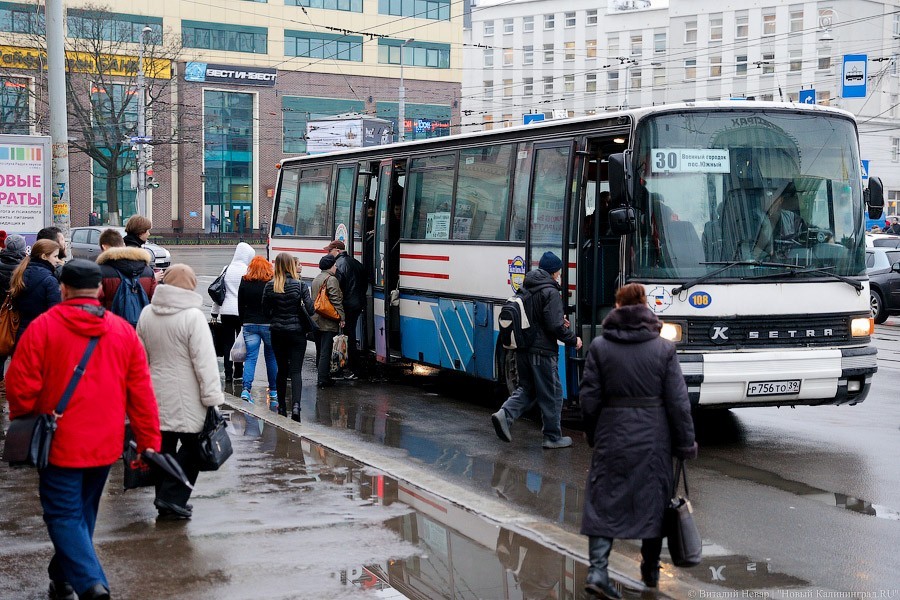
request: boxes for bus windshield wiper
[672,260,789,295]
[740,264,863,291]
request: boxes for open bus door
[352,161,379,354]
[372,159,406,362]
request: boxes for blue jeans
[500,352,563,442]
[39,464,112,595]
[243,324,277,392]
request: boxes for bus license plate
[747,380,801,396]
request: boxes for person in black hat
[491,251,581,449]
[326,239,366,379]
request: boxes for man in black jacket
[326,240,366,379]
[491,252,581,449]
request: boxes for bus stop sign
[842,55,867,98]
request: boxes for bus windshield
[631,110,866,280]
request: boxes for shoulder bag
[314,276,341,321]
[664,458,703,567]
[208,266,228,306]
[0,292,19,355]
[3,337,100,469]
[197,406,233,471]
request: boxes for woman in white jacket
[137,264,224,520]
[211,241,255,383]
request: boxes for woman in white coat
[137,264,224,520]
[212,241,255,383]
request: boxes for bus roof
[277,101,857,168]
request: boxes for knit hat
[4,234,26,254]
[161,264,197,291]
[538,251,563,274]
[60,259,102,289]
[324,240,345,251]
[319,254,337,270]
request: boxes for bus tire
[871,289,887,324]
[496,346,518,397]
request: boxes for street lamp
[136,24,152,215]
[398,38,414,142]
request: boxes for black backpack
[498,289,536,350]
[111,271,150,327]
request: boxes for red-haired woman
[238,255,278,408]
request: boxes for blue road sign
[523,113,545,125]
[799,89,816,105]
[861,160,870,180]
[130,136,152,144]
[842,55,867,98]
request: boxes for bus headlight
[660,322,683,342]
[850,317,874,337]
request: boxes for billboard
[607,0,668,12]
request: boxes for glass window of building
[762,13,776,36]
[654,32,666,53]
[630,34,642,56]
[484,20,494,35]
[586,73,597,92]
[544,14,554,30]
[760,93,773,101]
[484,80,493,100]
[524,78,533,96]
[503,114,513,128]
[789,50,802,72]
[709,16,722,41]
[653,65,665,87]
[709,56,722,78]
[790,8,803,32]
[204,90,254,234]
[685,20,697,44]
[288,0,363,11]
[0,2,44,34]
[503,79,512,98]
[735,13,748,38]
[543,76,553,95]
[565,12,576,28]
[503,48,513,66]
[630,68,641,89]
[736,54,747,75]
[378,40,450,68]
[67,11,162,42]
[483,49,493,67]
[543,43,554,63]
[483,115,493,131]
[565,42,575,61]
[587,9,598,25]
[182,21,267,54]
[587,39,597,58]
[90,83,138,224]
[762,53,775,73]
[503,18,513,34]
[787,92,798,102]
[607,36,619,60]
[285,31,363,61]
[523,45,533,65]
[0,78,30,135]
[608,71,619,91]
[378,0,449,20]
[523,16,533,33]
[564,74,574,93]
[376,102,450,142]
[684,58,696,80]
[92,156,137,226]
[892,94,899,118]
[819,90,831,106]
[818,49,831,70]
[893,12,900,37]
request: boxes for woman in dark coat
[9,238,63,342]
[579,283,697,598]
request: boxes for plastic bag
[331,334,348,374]
[230,328,247,362]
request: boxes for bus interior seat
[662,221,705,269]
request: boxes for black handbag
[3,337,100,469]
[207,267,228,306]
[664,459,702,567]
[209,318,227,357]
[197,407,233,471]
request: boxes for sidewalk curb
[224,395,705,598]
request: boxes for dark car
[866,247,900,324]
[68,226,171,270]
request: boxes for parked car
[68,226,171,271]
[865,233,900,248]
[866,246,900,324]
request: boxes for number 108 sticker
[651,148,731,174]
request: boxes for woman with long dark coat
[579,283,697,598]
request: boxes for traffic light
[146,168,159,189]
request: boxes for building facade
[463,0,900,209]
[0,0,463,233]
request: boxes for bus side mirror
[608,206,636,235]
[608,152,629,207]
[866,176,884,220]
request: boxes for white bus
[269,102,882,409]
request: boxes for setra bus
[269,102,882,409]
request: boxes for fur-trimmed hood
[97,246,152,265]
[601,304,661,343]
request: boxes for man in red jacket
[7,259,161,600]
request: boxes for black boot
[48,581,76,600]
[640,561,660,588]
[584,579,621,600]
[291,401,301,422]
[278,399,287,417]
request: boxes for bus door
[351,161,378,353]
[372,158,406,362]
[525,143,575,393]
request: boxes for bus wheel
[497,346,519,397]
[871,289,887,324]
